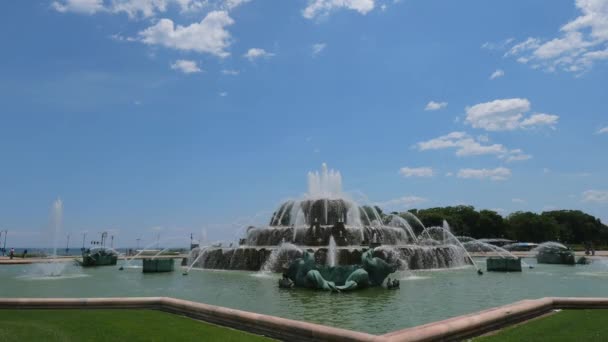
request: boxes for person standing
[9,248,15,260]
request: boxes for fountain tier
[189,245,467,272]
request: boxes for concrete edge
[2,296,608,342]
[0,297,381,342]
[381,297,608,342]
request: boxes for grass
[0,309,275,342]
[474,310,608,341]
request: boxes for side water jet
[260,242,303,273]
[419,224,481,274]
[459,237,532,269]
[327,236,337,267]
[120,236,185,270]
[183,247,209,275]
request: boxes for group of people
[584,241,596,256]
[2,248,27,260]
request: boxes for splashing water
[384,214,419,244]
[419,225,480,272]
[184,246,210,274]
[260,242,302,273]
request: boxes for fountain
[457,236,528,272]
[31,199,67,277]
[77,246,118,267]
[186,164,470,275]
[23,199,89,280]
[534,242,576,265]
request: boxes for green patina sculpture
[76,248,118,267]
[281,248,397,292]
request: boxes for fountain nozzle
[477,269,483,275]
[182,272,188,276]
[119,266,124,271]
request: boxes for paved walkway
[0,254,187,265]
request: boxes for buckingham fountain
[186,164,470,288]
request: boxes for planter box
[487,257,522,272]
[142,258,175,273]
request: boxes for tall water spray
[52,198,63,258]
[307,163,343,199]
[28,198,69,278]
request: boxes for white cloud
[138,11,233,57]
[465,98,558,131]
[520,113,560,128]
[50,0,254,18]
[481,38,515,51]
[503,149,532,162]
[170,59,202,73]
[457,167,512,181]
[221,69,239,75]
[219,91,228,96]
[303,0,375,19]
[111,0,170,18]
[312,43,327,56]
[490,69,505,80]
[512,198,527,204]
[415,131,530,162]
[424,101,448,111]
[243,48,275,61]
[53,0,211,17]
[52,0,104,14]
[376,196,429,210]
[505,0,608,73]
[597,126,608,134]
[399,167,434,178]
[224,0,251,10]
[582,190,608,203]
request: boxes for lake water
[2,257,608,334]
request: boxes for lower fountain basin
[188,245,469,272]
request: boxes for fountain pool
[3,257,608,334]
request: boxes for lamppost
[65,234,70,255]
[0,230,4,256]
[81,232,87,252]
[110,235,114,249]
[2,230,7,256]
[136,238,141,250]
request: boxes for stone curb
[2,297,608,341]
[381,297,608,341]
[0,297,382,342]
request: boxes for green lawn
[475,309,608,341]
[0,309,275,342]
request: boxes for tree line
[379,205,608,244]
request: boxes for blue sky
[1,0,607,247]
